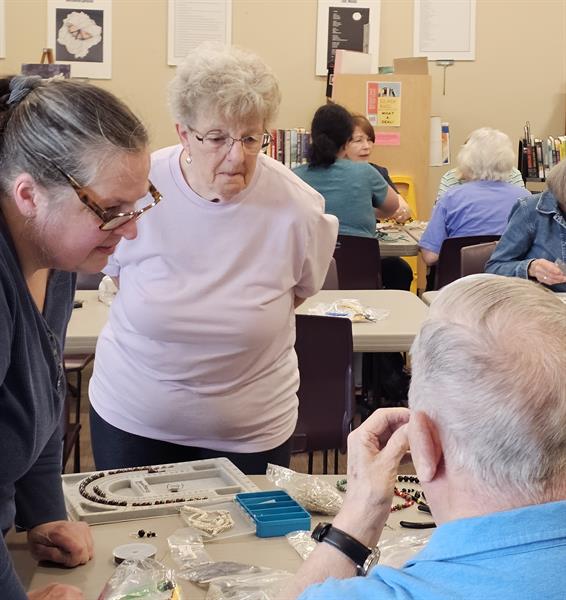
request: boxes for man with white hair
[286,274,566,600]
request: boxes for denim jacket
[485,190,566,292]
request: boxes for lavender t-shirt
[89,146,338,452]
[420,180,524,254]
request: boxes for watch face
[361,548,381,576]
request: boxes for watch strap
[316,524,371,572]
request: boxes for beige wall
[3,0,566,212]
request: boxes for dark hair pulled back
[307,103,353,168]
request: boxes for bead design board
[62,457,260,524]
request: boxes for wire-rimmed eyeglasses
[189,127,271,155]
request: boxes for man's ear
[409,411,443,482]
[12,173,41,218]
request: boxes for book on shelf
[519,121,566,181]
[267,128,311,168]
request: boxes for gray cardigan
[0,214,75,598]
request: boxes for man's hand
[528,258,566,286]
[333,408,410,546]
[27,521,93,568]
[28,583,83,599]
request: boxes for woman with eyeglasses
[0,75,156,599]
[89,44,338,475]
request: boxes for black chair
[434,235,500,289]
[62,394,81,473]
[292,314,355,474]
[63,271,104,472]
[321,257,339,289]
[333,235,382,290]
[460,241,498,277]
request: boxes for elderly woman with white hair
[89,44,338,474]
[419,127,524,266]
[485,159,566,291]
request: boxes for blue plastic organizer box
[235,490,311,538]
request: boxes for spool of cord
[113,542,157,565]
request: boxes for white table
[377,225,419,257]
[296,290,428,352]
[67,290,429,355]
[65,291,109,355]
[10,475,432,599]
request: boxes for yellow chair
[390,175,418,293]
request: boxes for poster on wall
[315,0,380,76]
[0,1,5,59]
[47,0,112,79]
[366,81,401,127]
[414,0,476,61]
[168,0,232,66]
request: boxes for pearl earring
[185,153,192,165]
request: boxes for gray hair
[168,43,281,128]
[409,274,566,501]
[0,75,148,197]
[456,127,515,181]
[545,159,566,212]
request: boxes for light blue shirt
[293,159,388,238]
[420,180,524,254]
[300,501,566,600]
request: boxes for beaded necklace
[336,477,424,512]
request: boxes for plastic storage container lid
[235,490,311,538]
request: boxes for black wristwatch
[311,522,380,576]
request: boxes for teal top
[293,159,388,238]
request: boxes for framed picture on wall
[47,0,112,79]
[315,0,381,77]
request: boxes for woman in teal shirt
[293,104,399,237]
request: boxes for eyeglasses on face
[41,156,162,231]
[189,127,271,155]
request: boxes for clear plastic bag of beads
[167,528,212,568]
[379,529,433,568]
[179,561,264,586]
[97,557,181,600]
[205,568,293,600]
[286,530,316,560]
[266,464,343,515]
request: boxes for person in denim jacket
[485,159,566,291]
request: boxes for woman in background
[344,113,414,290]
[0,75,156,599]
[485,158,566,291]
[89,44,338,475]
[420,127,523,266]
[293,103,400,239]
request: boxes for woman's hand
[391,195,412,224]
[527,258,566,286]
[28,583,83,600]
[27,521,93,568]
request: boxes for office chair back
[435,235,500,289]
[76,272,104,290]
[292,314,355,473]
[460,241,498,278]
[321,257,339,289]
[333,234,382,289]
